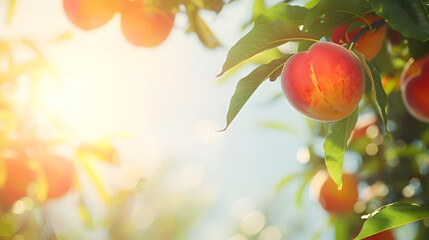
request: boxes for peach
[40,155,75,200]
[0,153,37,208]
[332,15,386,60]
[281,42,365,121]
[120,1,175,47]
[63,0,120,30]
[317,171,358,214]
[400,54,429,123]
[363,230,395,240]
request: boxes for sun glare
[37,74,86,128]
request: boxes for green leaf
[252,0,266,20]
[370,41,396,76]
[366,61,389,134]
[304,0,363,34]
[408,38,429,60]
[275,173,296,192]
[221,55,291,131]
[186,5,222,49]
[323,108,358,189]
[296,173,312,208]
[217,20,315,77]
[354,202,429,240]
[332,215,356,240]
[305,0,321,9]
[303,0,371,38]
[254,3,308,26]
[269,64,283,82]
[216,48,283,84]
[369,0,429,41]
[353,50,389,135]
[304,0,357,28]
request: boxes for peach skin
[281,42,365,121]
[318,172,358,214]
[400,54,429,123]
[41,155,75,200]
[63,0,120,30]
[0,155,37,208]
[120,1,175,47]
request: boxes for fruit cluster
[280,14,386,122]
[0,146,75,209]
[281,13,429,125]
[63,0,175,47]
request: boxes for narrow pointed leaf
[323,108,358,189]
[303,0,371,38]
[252,0,266,20]
[269,65,283,82]
[296,173,313,208]
[304,0,361,29]
[186,5,222,49]
[408,38,429,60]
[305,0,321,9]
[354,202,429,240]
[222,55,291,131]
[276,173,297,192]
[218,20,315,77]
[369,0,429,41]
[216,48,283,84]
[254,3,308,26]
[353,50,389,135]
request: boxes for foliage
[217,0,429,239]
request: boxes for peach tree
[53,0,429,238]
[217,0,429,239]
[1,0,429,239]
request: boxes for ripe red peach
[120,1,175,47]
[317,171,359,214]
[40,155,75,200]
[332,15,386,60]
[0,153,37,208]
[400,54,429,123]
[281,42,365,121]
[363,230,395,240]
[63,0,120,30]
